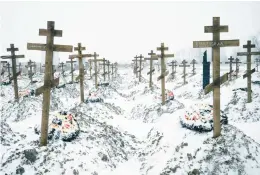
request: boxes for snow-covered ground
[1,63,260,175]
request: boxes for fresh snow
[1,64,260,175]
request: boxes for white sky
[0,1,260,64]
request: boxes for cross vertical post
[132,55,139,78]
[89,52,102,89]
[145,50,158,88]
[190,59,197,75]
[1,44,25,101]
[237,40,260,103]
[179,60,190,84]
[157,43,174,105]
[27,21,73,146]
[193,17,239,138]
[107,60,111,80]
[234,58,241,78]
[136,54,145,82]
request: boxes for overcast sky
[0,1,260,65]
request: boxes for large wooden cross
[136,54,145,82]
[193,17,239,138]
[145,50,158,88]
[27,21,73,146]
[255,58,259,72]
[89,52,102,89]
[225,56,236,80]
[1,44,25,100]
[190,59,197,75]
[157,43,174,105]
[66,58,77,83]
[58,62,65,76]
[70,43,93,102]
[237,40,260,103]
[179,60,190,84]
[234,58,241,78]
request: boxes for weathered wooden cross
[27,21,73,146]
[66,58,77,83]
[16,62,22,72]
[237,40,260,103]
[4,62,12,80]
[132,55,139,78]
[145,50,158,88]
[179,60,190,84]
[26,60,35,82]
[136,54,145,82]
[190,59,197,75]
[157,43,174,105]
[225,56,236,80]
[234,58,241,78]
[70,43,93,102]
[58,62,65,76]
[168,60,178,79]
[1,44,25,101]
[89,52,102,89]
[193,17,239,138]
[106,60,111,80]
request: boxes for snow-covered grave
[1,63,260,175]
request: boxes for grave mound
[180,103,228,132]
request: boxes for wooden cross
[107,60,111,80]
[111,63,116,79]
[193,17,239,138]
[225,56,236,80]
[3,62,12,80]
[27,21,73,146]
[157,43,174,105]
[89,52,102,89]
[237,40,260,103]
[66,58,77,83]
[136,54,145,82]
[190,59,197,75]
[99,58,108,81]
[132,55,139,78]
[58,62,65,76]
[168,60,178,79]
[144,50,158,88]
[1,61,8,76]
[70,43,93,102]
[114,62,118,77]
[234,58,241,78]
[179,60,190,84]
[26,60,35,83]
[1,44,25,101]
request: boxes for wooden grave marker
[99,58,108,81]
[168,60,178,79]
[225,56,236,80]
[1,44,25,100]
[1,61,8,76]
[179,60,190,84]
[145,50,158,88]
[234,58,241,78]
[136,54,145,82]
[66,58,77,83]
[157,43,174,105]
[27,21,73,146]
[70,43,93,102]
[89,52,102,89]
[190,59,197,75]
[237,40,260,103]
[59,62,65,76]
[3,62,12,81]
[132,55,139,78]
[26,60,35,83]
[193,17,239,138]
[107,60,111,80]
